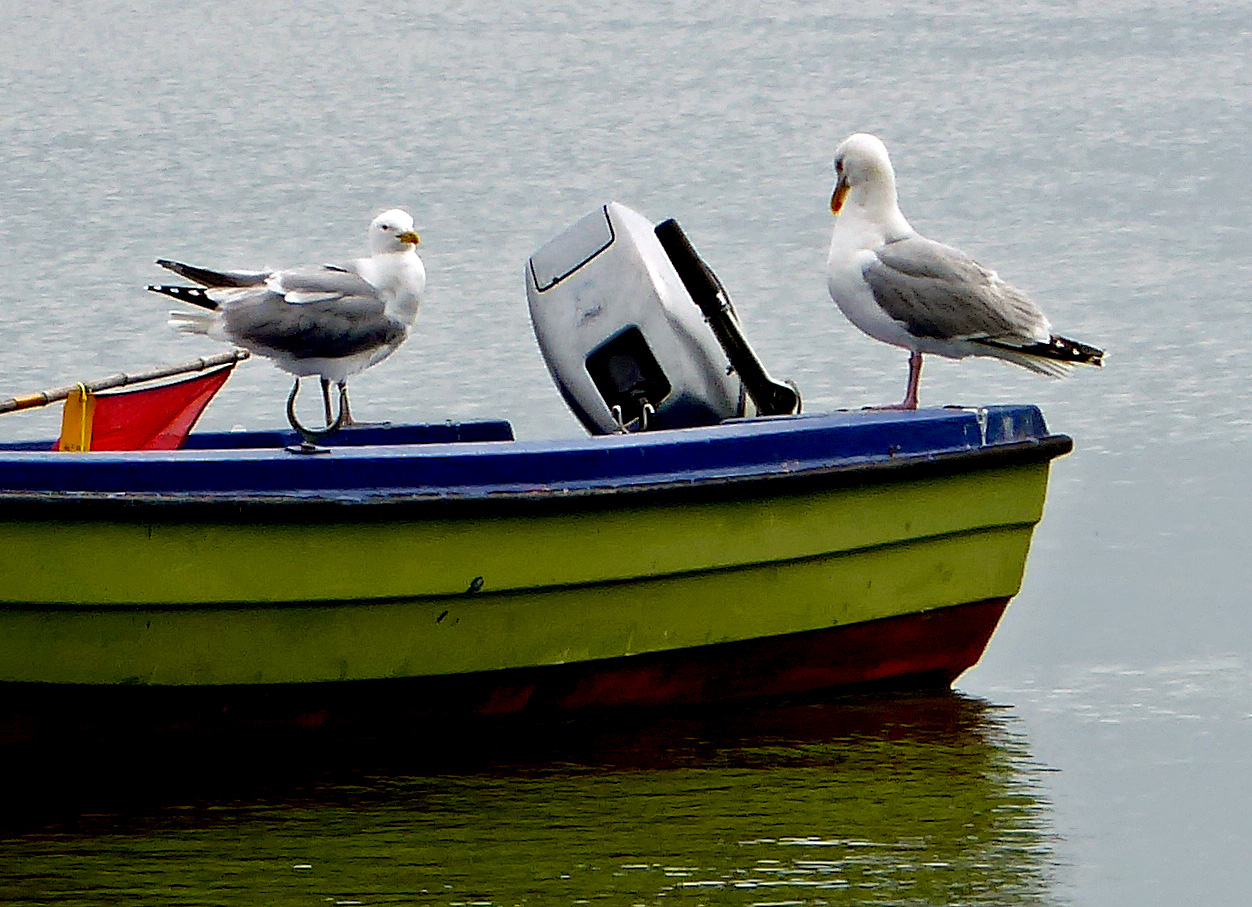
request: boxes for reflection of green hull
[0,694,1059,900]
[2,460,1048,688]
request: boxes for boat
[0,204,1072,731]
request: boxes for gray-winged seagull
[826,133,1102,410]
[149,209,424,432]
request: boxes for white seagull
[826,133,1102,410]
[149,209,425,430]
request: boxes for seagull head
[369,209,421,255]
[831,133,898,217]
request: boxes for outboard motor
[526,202,799,434]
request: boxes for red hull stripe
[0,599,1009,738]
[470,597,1010,715]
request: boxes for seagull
[826,133,1102,410]
[148,208,424,431]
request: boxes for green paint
[0,463,1052,685]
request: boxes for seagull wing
[211,265,399,359]
[863,235,1049,343]
[266,264,386,311]
[156,259,271,288]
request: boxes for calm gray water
[1,0,1249,903]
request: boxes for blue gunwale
[0,405,1067,506]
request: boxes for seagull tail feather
[167,310,216,335]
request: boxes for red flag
[55,364,234,451]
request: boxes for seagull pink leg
[901,351,922,409]
[866,352,923,411]
[339,383,356,426]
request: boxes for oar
[0,349,250,414]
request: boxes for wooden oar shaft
[0,349,249,414]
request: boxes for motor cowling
[526,202,749,434]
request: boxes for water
[4,696,1058,906]
[0,0,1249,903]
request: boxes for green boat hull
[0,459,1050,691]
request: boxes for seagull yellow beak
[398,231,421,246]
[830,177,849,216]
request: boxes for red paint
[495,597,1009,715]
[404,598,1008,718]
[0,599,1010,738]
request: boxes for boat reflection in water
[1,692,1059,905]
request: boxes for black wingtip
[979,335,1104,367]
[155,259,267,288]
[1050,335,1105,367]
[146,283,218,310]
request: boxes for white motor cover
[526,202,745,434]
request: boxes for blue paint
[0,406,1056,499]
